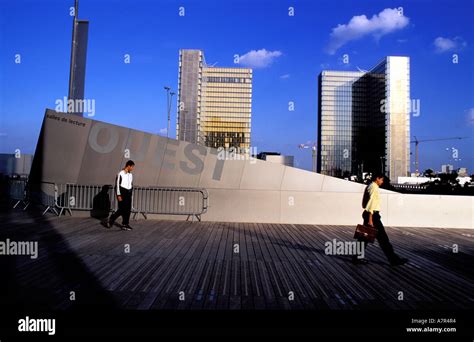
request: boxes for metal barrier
[8,179,29,209]
[52,183,208,221]
[131,186,209,221]
[26,182,59,216]
[56,183,113,217]
[392,183,428,191]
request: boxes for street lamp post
[164,86,175,138]
[169,92,175,138]
[297,142,317,172]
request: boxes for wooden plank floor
[1,209,473,310]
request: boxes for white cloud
[238,49,282,68]
[280,74,290,79]
[159,128,167,134]
[433,36,467,53]
[325,8,409,55]
[467,108,474,126]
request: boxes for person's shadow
[91,185,111,220]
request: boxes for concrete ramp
[30,109,473,228]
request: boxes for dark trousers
[357,211,399,262]
[109,187,132,225]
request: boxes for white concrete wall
[200,186,473,229]
[35,109,474,229]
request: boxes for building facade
[317,70,365,178]
[441,164,454,174]
[177,50,252,151]
[257,152,294,167]
[0,154,33,177]
[318,56,411,182]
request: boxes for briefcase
[354,224,377,243]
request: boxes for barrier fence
[392,183,428,191]
[8,179,29,210]
[131,187,209,220]
[25,181,58,216]
[8,180,209,221]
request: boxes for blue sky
[1,0,473,173]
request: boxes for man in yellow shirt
[353,172,408,266]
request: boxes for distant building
[176,49,252,152]
[67,2,89,116]
[398,176,438,184]
[441,164,454,174]
[398,175,471,186]
[0,154,33,177]
[457,167,468,177]
[318,70,364,178]
[457,177,472,186]
[257,152,294,167]
[318,56,411,183]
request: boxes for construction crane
[298,141,317,172]
[411,136,468,175]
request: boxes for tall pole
[169,92,175,139]
[68,0,79,106]
[415,140,419,175]
[167,95,170,138]
[311,146,317,172]
[164,86,170,137]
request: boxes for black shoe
[102,220,112,229]
[390,257,408,266]
[352,258,369,265]
[122,224,133,231]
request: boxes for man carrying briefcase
[352,172,408,266]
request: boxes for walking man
[353,172,408,266]
[107,160,135,230]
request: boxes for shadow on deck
[1,207,473,311]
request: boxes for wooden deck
[1,209,473,311]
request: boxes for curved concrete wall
[30,109,473,229]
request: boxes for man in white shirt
[107,160,135,230]
[353,172,408,266]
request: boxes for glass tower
[318,56,410,182]
[177,50,252,151]
[317,70,365,178]
[176,50,203,145]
